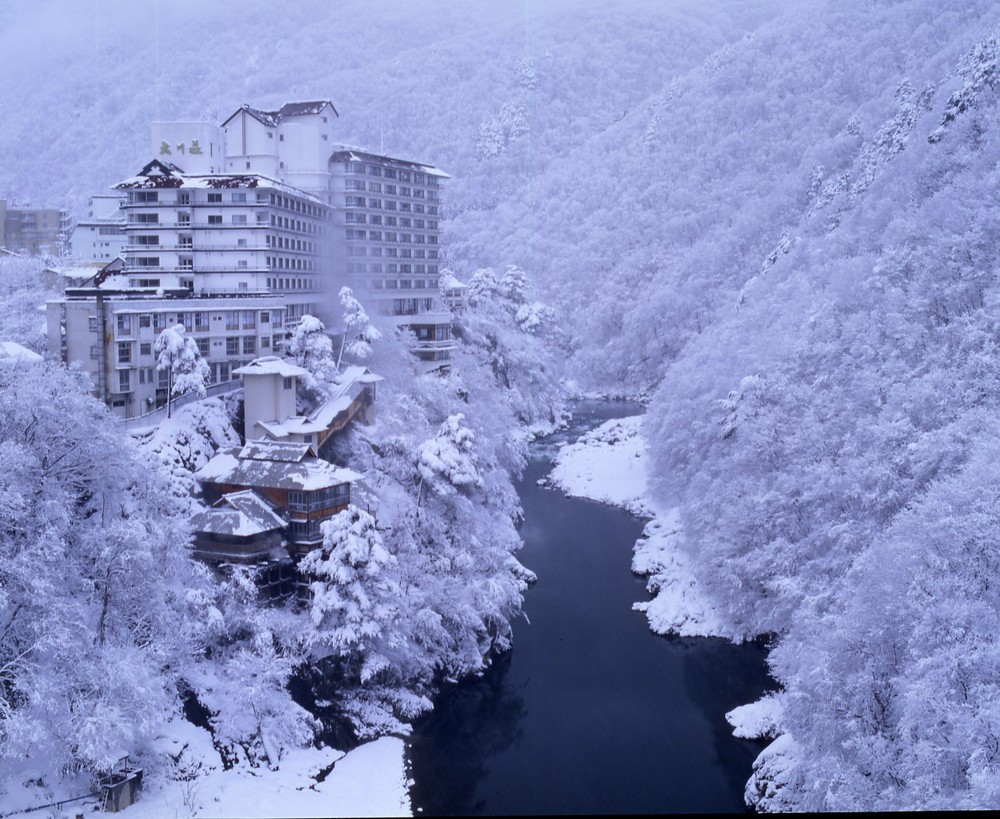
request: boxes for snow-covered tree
[288,313,337,398]
[336,287,382,369]
[0,358,211,773]
[300,505,399,665]
[154,323,209,418]
[416,413,483,503]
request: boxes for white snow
[547,414,726,637]
[547,415,651,515]
[725,692,784,740]
[0,340,43,366]
[15,720,412,819]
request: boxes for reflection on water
[407,403,773,815]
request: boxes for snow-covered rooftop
[196,446,361,492]
[222,100,339,129]
[190,490,287,537]
[328,148,450,178]
[115,160,327,205]
[239,440,313,462]
[234,356,309,379]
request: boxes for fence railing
[118,379,243,432]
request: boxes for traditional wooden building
[194,440,360,557]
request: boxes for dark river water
[407,402,773,815]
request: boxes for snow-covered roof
[234,356,309,379]
[439,271,467,291]
[190,490,286,537]
[253,366,383,441]
[195,446,361,492]
[328,148,450,179]
[115,161,327,205]
[222,100,339,129]
[0,342,43,367]
[240,440,313,462]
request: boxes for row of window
[110,309,278,336]
[346,263,440,277]
[287,486,351,512]
[344,162,440,187]
[343,197,438,211]
[266,276,316,291]
[114,333,281,364]
[345,206,438,224]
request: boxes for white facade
[69,194,126,262]
[115,159,334,324]
[222,102,339,201]
[48,289,286,418]
[327,149,454,365]
[234,356,307,442]
[151,122,226,175]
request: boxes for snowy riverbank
[2,725,409,819]
[545,414,726,637]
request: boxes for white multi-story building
[114,158,333,324]
[48,284,286,417]
[218,102,455,365]
[327,149,454,366]
[69,194,127,262]
[49,159,335,417]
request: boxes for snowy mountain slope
[0,0,772,213]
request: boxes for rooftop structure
[69,194,127,262]
[236,355,382,448]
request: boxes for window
[207,215,222,225]
[207,193,222,203]
[243,336,256,355]
[196,338,209,356]
[225,337,238,355]
[232,214,247,225]
[178,192,190,205]
[118,370,131,392]
[131,191,158,204]
[140,342,152,356]
[241,311,256,329]
[283,377,293,390]
[90,345,100,359]
[233,193,247,203]
[116,314,132,335]
[135,235,159,246]
[261,312,270,323]
[237,238,247,247]
[132,213,158,224]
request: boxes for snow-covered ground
[133,724,410,819]
[546,414,725,637]
[2,722,410,819]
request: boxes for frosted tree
[154,323,209,418]
[300,505,399,664]
[0,358,211,774]
[288,313,337,398]
[336,287,382,369]
[415,413,483,504]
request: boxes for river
[406,402,773,815]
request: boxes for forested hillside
[6,0,1000,810]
